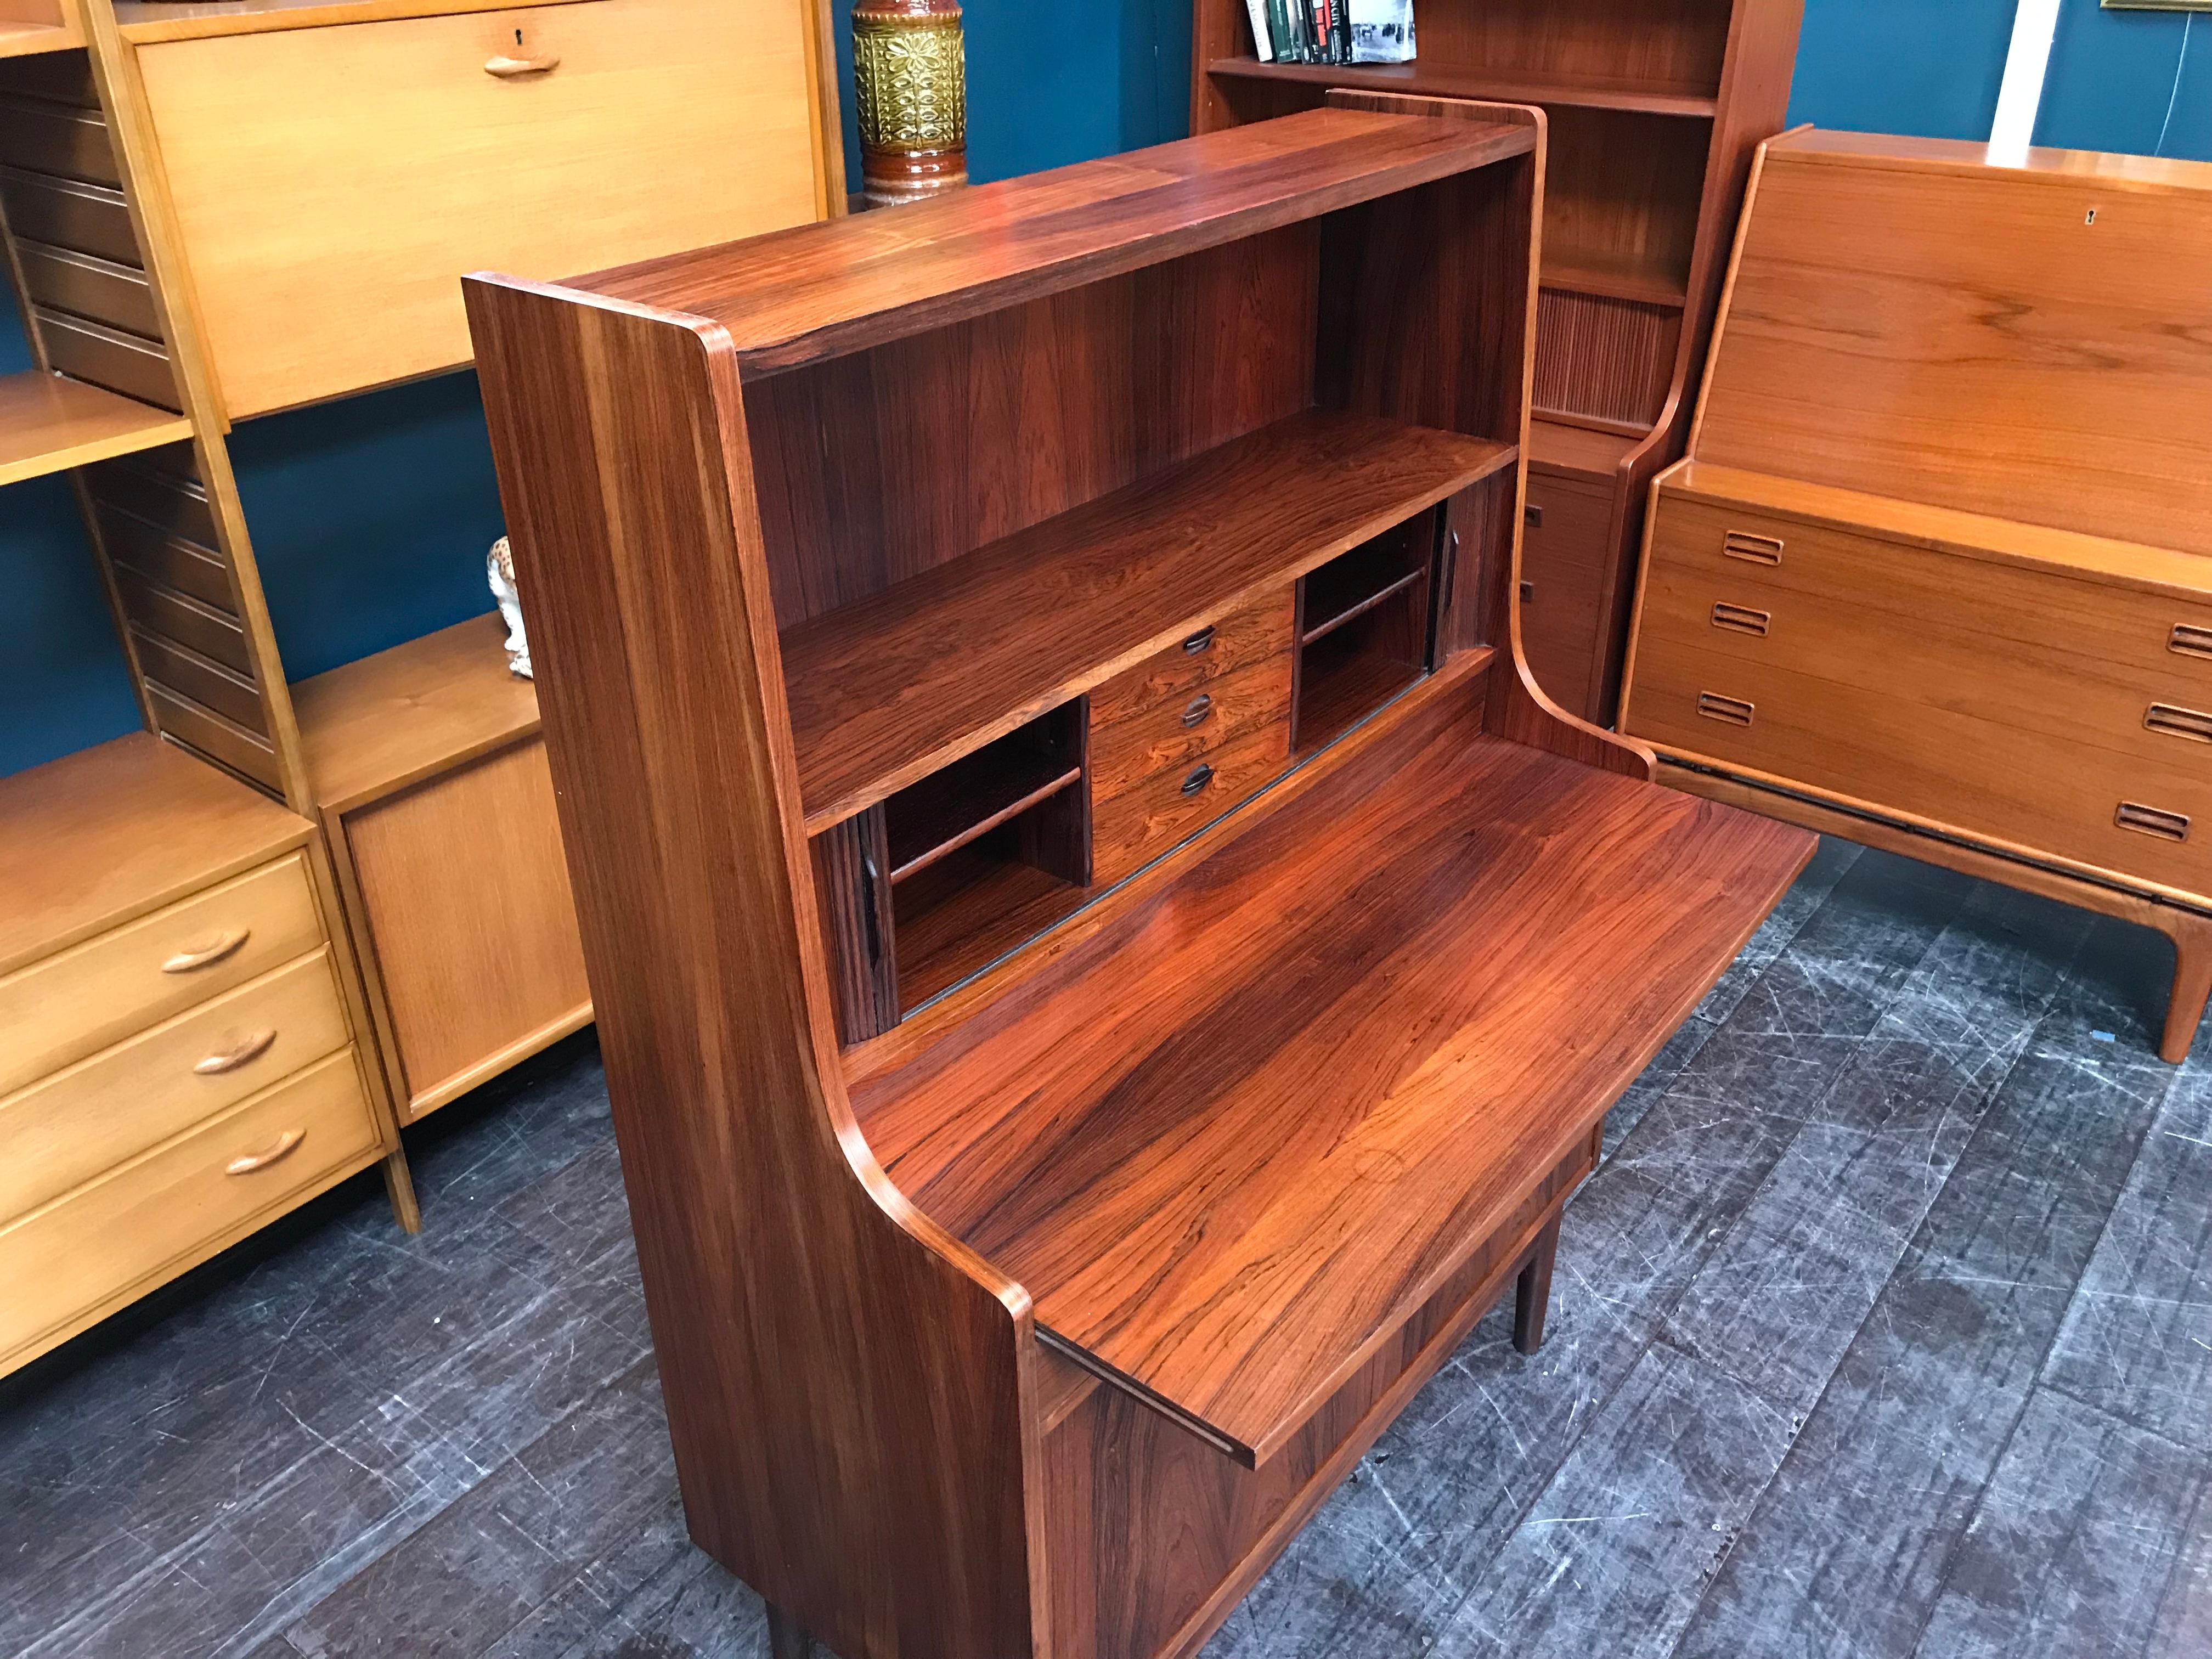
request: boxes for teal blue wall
[0,0,2197,777]
[2038,0,2210,161]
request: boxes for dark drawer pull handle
[1182,626,1216,654]
[1697,692,1755,727]
[2117,802,2190,843]
[2145,703,2212,744]
[1180,764,1214,796]
[2171,624,2212,661]
[1524,504,1543,528]
[1181,694,1214,729]
[1723,531,1783,566]
[1711,602,1771,637]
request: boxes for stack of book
[1245,0,1415,66]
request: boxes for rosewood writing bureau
[465,95,1813,1659]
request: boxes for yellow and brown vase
[852,0,968,207]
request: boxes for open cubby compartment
[887,701,1090,1012]
[1292,507,1442,753]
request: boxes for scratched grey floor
[5,839,2209,1658]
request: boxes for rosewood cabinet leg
[1513,1215,1561,1355]
[766,1602,819,1659]
[381,1144,422,1234]
[2162,913,2212,1064]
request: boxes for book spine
[1334,1,1353,65]
[1244,0,1274,61]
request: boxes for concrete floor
[4,839,2207,1658]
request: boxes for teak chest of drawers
[466,97,1812,1659]
[0,735,392,1374]
[1622,130,2212,1062]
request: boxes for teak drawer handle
[1181,693,1214,729]
[2116,802,2191,843]
[2145,703,2212,744]
[484,52,561,77]
[1697,692,1755,727]
[162,928,249,974]
[194,1029,278,1075]
[1723,531,1784,566]
[1711,602,1771,637]
[2170,624,2212,661]
[1180,764,1214,796]
[226,1128,304,1176]
[1181,625,1216,655]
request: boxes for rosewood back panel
[464,282,1043,1659]
[1696,137,2212,556]
[745,228,1319,626]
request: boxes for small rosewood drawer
[1089,590,1296,733]
[0,1049,378,1368]
[0,949,351,1223]
[1089,653,1294,793]
[1092,718,1291,887]
[0,851,323,1096]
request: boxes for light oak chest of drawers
[1621,131,2212,1063]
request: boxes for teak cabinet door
[339,737,590,1120]
[133,0,824,416]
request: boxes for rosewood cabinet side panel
[465,279,1043,1659]
[1047,1139,1593,1659]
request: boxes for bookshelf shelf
[0,19,75,55]
[1541,255,1689,309]
[0,371,191,487]
[778,408,1515,834]
[1206,57,1719,120]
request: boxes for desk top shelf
[564,106,1536,379]
[853,691,1810,1463]
[780,408,1514,832]
[1206,57,1720,121]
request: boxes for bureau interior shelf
[0,370,192,487]
[779,408,1515,835]
[1206,57,1719,120]
[1541,253,1689,309]
[1530,416,1643,482]
[886,754,1083,884]
[0,20,72,56]
[851,693,1809,1465]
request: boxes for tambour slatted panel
[1532,288,1680,428]
[15,240,160,335]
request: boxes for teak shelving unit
[466,93,1813,1659]
[1192,0,1802,725]
[0,0,840,1368]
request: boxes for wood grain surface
[0,731,309,975]
[778,409,1512,831]
[854,686,1811,1463]
[560,107,1535,377]
[467,279,1045,1659]
[1694,133,2212,558]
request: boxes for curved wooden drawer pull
[484,52,561,77]
[1696,692,1755,727]
[1711,602,1771,637]
[2170,624,2212,661]
[162,929,249,974]
[194,1029,278,1075]
[1181,694,1214,729]
[2117,802,2190,843]
[226,1128,305,1176]
[1723,531,1783,566]
[2145,703,2212,744]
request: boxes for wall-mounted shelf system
[0,0,842,1369]
[1193,0,1803,726]
[464,93,1813,1659]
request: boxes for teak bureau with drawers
[1622,130,2212,1062]
[465,98,1812,1658]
